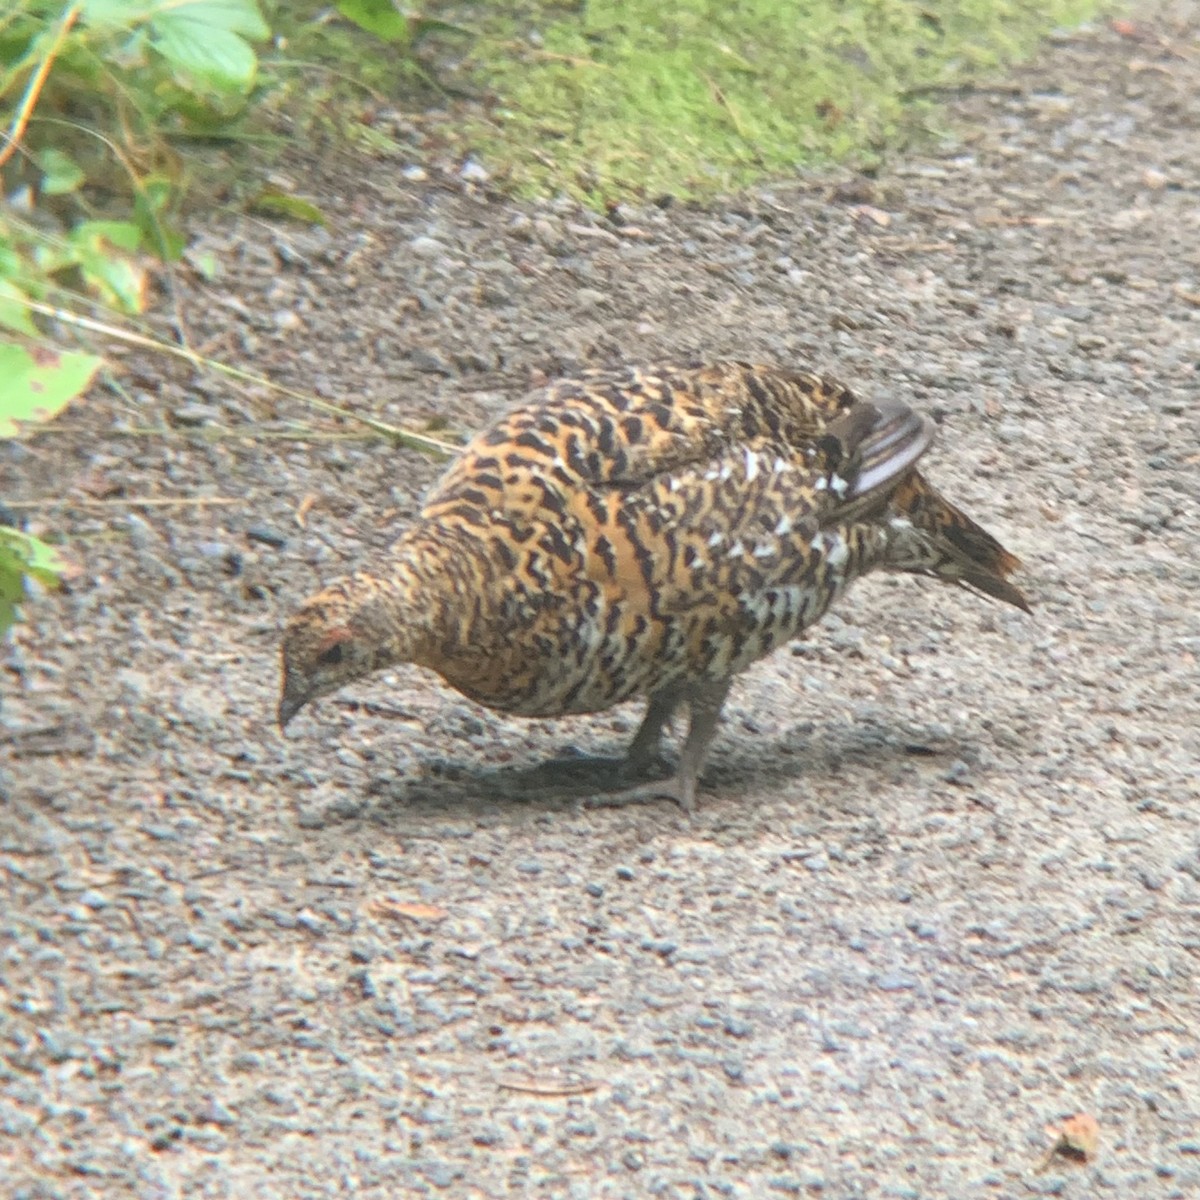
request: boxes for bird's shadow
[326,716,979,824]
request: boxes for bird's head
[278,573,413,729]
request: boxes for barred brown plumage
[279,360,1031,812]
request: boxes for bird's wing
[550,367,936,607]
[426,360,932,508]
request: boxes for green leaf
[154,23,256,91]
[68,221,147,312]
[134,175,186,260]
[408,16,473,40]
[0,342,102,436]
[249,189,328,226]
[0,526,68,589]
[148,0,270,92]
[337,0,410,43]
[185,247,220,280]
[71,220,142,253]
[0,280,37,336]
[79,1,161,30]
[82,0,267,39]
[37,147,86,196]
[0,527,68,634]
[0,552,23,633]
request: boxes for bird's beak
[277,673,307,731]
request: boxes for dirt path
[4,9,1199,1199]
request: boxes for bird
[279,360,1030,812]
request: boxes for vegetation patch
[466,0,1109,200]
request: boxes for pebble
[459,159,490,184]
[876,972,918,992]
[173,402,219,426]
[246,525,288,548]
[410,235,448,259]
[409,348,452,374]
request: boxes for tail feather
[888,473,1032,614]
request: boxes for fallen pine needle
[979,215,1060,227]
[295,493,319,528]
[368,899,448,922]
[4,496,241,509]
[496,1074,599,1097]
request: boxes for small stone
[295,908,324,933]
[174,402,219,427]
[640,938,677,957]
[460,158,490,184]
[420,1156,456,1185]
[141,823,180,842]
[943,760,971,784]
[409,348,452,375]
[410,235,447,259]
[201,1099,237,1127]
[246,525,287,549]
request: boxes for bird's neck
[349,528,485,671]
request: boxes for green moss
[466,0,1109,201]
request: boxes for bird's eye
[317,642,345,666]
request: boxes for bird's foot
[579,772,696,816]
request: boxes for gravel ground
[3,9,1200,1199]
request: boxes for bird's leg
[621,686,683,777]
[670,678,731,813]
[585,678,731,814]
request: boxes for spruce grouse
[279,361,1030,811]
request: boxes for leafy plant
[0,1,271,633]
[0,525,73,634]
[0,340,99,633]
[0,1,271,317]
